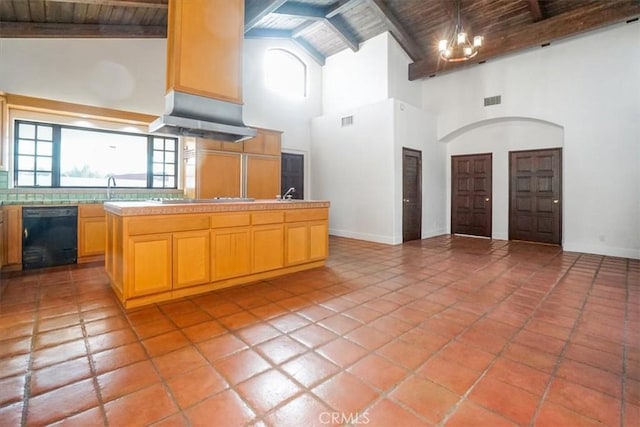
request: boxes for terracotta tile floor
[0,235,638,426]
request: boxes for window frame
[13,119,178,189]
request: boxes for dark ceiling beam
[244,28,326,65]
[292,37,326,65]
[408,2,640,81]
[244,0,288,32]
[526,0,544,22]
[291,21,321,38]
[326,0,363,19]
[325,16,359,52]
[45,0,167,8]
[273,2,359,52]
[244,28,292,39]
[0,21,166,38]
[274,2,327,19]
[366,0,422,61]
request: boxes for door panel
[281,153,304,199]
[509,149,562,244]
[402,148,422,242]
[452,154,492,237]
[246,155,281,199]
[197,150,241,198]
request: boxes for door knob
[403,199,410,203]
[485,198,490,202]
[553,200,559,204]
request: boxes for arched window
[264,48,307,98]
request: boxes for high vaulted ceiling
[1,0,639,80]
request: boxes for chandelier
[438,0,483,62]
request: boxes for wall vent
[341,115,354,127]
[484,95,501,107]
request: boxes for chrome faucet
[106,175,117,200]
[282,187,295,199]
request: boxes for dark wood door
[451,154,492,237]
[402,148,422,242]
[509,148,562,244]
[281,152,304,199]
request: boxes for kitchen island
[103,199,329,308]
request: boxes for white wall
[394,101,444,240]
[0,38,167,114]
[322,33,389,114]
[0,37,324,196]
[314,34,440,244]
[312,99,396,243]
[388,36,422,109]
[423,22,640,259]
[243,38,323,197]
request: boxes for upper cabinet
[184,128,282,200]
[243,128,282,156]
[165,0,244,103]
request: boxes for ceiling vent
[341,116,354,127]
[484,95,501,107]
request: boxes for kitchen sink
[147,197,256,204]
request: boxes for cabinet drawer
[78,204,105,218]
[211,212,251,228]
[252,211,284,225]
[128,215,209,235]
[285,208,328,222]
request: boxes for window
[14,120,178,188]
[264,48,307,98]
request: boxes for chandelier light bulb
[437,1,483,62]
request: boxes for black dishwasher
[22,206,78,270]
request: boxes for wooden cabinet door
[309,221,329,261]
[166,0,243,102]
[246,155,281,199]
[252,224,284,273]
[173,230,210,288]
[197,150,241,198]
[285,223,308,266]
[0,216,4,268]
[243,129,282,155]
[128,234,172,297]
[5,206,22,265]
[211,227,251,280]
[78,217,106,257]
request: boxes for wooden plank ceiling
[1,0,638,80]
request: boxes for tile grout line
[432,246,577,426]
[78,271,110,427]
[528,254,606,426]
[620,258,630,427]
[19,274,42,427]
[332,239,564,425]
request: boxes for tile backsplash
[0,171,8,189]
[0,186,184,204]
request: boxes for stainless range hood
[150,0,255,143]
[149,90,256,142]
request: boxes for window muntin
[15,122,55,187]
[13,120,178,188]
[264,48,307,99]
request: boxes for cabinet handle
[24,228,28,239]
